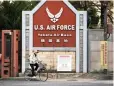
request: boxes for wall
[24,29,113,72]
[25,52,76,71]
[88,29,113,72]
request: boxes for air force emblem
[46,7,63,23]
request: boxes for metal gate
[1,30,20,78]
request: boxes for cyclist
[29,50,40,78]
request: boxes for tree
[0,1,39,29]
[70,1,113,29]
[0,1,113,29]
[70,1,100,29]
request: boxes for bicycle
[24,61,48,82]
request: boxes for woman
[29,50,39,77]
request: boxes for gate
[1,30,20,78]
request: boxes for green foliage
[0,1,112,29]
[70,1,100,29]
[87,7,100,28]
[90,69,103,74]
[0,1,39,29]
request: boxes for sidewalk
[0,77,112,81]
[48,78,96,82]
[0,73,113,82]
[0,77,113,84]
[0,77,97,81]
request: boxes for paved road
[0,80,113,86]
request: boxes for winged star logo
[46,7,63,23]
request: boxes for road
[0,80,113,86]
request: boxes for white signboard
[57,55,72,71]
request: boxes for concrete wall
[79,29,83,72]
[38,52,76,71]
[88,29,113,72]
[25,52,76,71]
[24,28,113,72]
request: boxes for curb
[0,77,96,82]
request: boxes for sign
[100,41,108,69]
[57,55,72,71]
[33,1,76,47]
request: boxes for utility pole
[101,1,108,40]
[101,1,108,74]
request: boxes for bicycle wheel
[39,68,48,81]
[24,68,32,81]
